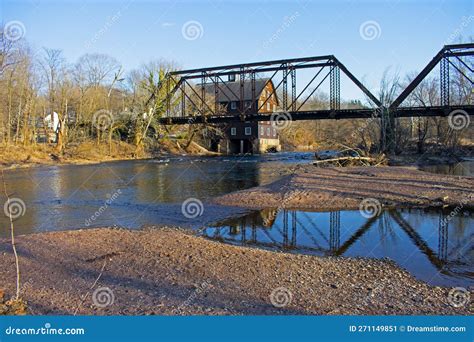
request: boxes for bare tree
[75,53,120,88]
[38,48,72,152]
[0,25,20,76]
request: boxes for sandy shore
[0,227,471,315]
[214,165,474,211]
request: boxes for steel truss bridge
[154,43,473,126]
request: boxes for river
[1,153,472,287]
[0,152,313,237]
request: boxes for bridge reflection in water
[201,208,473,287]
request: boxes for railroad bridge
[152,43,473,151]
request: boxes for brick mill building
[203,77,281,154]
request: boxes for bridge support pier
[380,107,396,153]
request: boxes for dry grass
[0,144,54,166]
[0,139,217,169]
[0,297,28,315]
[0,141,149,168]
[66,141,142,161]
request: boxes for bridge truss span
[156,54,382,124]
[390,43,474,116]
[154,43,474,125]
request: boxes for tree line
[1,28,472,158]
[0,29,176,156]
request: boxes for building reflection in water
[0,155,299,237]
[202,208,474,287]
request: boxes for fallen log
[313,156,385,166]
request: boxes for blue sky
[1,0,473,100]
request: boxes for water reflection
[420,160,474,177]
[0,153,312,236]
[202,208,474,287]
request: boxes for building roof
[199,78,279,104]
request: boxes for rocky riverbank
[214,165,474,211]
[0,227,471,315]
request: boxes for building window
[267,127,270,135]
[245,101,251,109]
[245,127,252,135]
[260,127,264,136]
[230,102,237,110]
[228,74,236,82]
[273,128,276,136]
[231,127,236,136]
[266,102,271,111]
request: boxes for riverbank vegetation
[280,67,473,155]
[1,31,472,168]
[0,31,211,167]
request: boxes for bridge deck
[158,105,474,125]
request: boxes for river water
[420,160,474,177]
[1,153,472,286]
[0,153,313,237]
[201,208,473,287]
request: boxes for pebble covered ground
[0,227,471,315]
[214,166,474,210]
